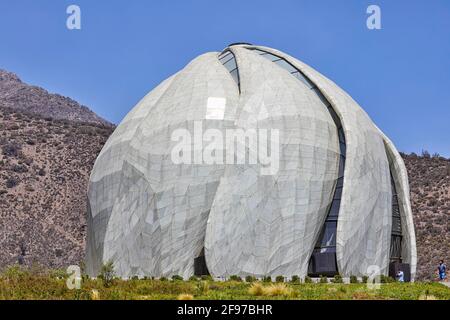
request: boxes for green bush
[189,276,199,281]
[275,276,285,283]
[290,275,300,284]
[331,274,343,283]
[362,275,368,283]
[319,275,328,283]
[172,275,183,281]
[245,276,256,283]
[262,276,272,283]
[304,276,313,283]
[350,275,359,283]
[98,260,115,288]
[229,275,242,282]
[159,277,167,281]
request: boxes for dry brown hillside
[0,106,113,268]
[402,152,450,280]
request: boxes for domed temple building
[86,44,416,281]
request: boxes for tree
[99,260,115,288]
[421,150,430,158]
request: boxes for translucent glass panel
[390,175,403,262]
[245,47,347,276]
[318,221,337,247]
[390,175,402,235]
[390,236,402,261]
[250,48,316,89]
[218,50,240,92]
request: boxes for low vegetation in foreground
[0,265,449,300]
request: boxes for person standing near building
[438,260,447,281]
[396,270,404,282]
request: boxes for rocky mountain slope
[402,152,450,280]
[0,106,113,269]
[0,69,110,126]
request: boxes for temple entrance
[194,248,210,276]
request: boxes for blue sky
[1,0,449,156]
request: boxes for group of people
[394,260,446,282]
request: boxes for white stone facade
[86,44,416,280]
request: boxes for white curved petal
[204,47,340,278]
[256,46,392,276]
[378,129,417,281]
[86,53,239,277]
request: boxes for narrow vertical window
[389,175,402,262]
[218,50,241,93]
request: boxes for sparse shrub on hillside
[432,153,440,158]
[37,168,46,176]
[2,143,20,157]
[78,126,96,136]
[7,124,19,130]
[23,157,33,166]
[421,150,430,158]
[5,177,18,188]
[12,164,27,173]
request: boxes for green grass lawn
[0,267,449,300]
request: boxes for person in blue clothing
[438,260,447,281]
[396,270,404,282]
